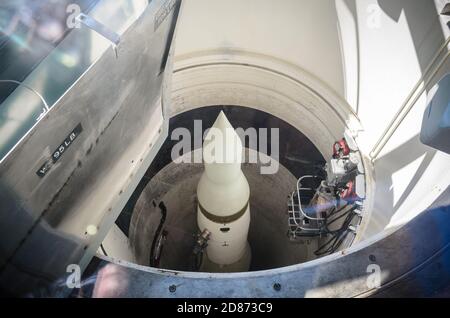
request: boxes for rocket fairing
[196,111,251,272]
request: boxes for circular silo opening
[110,105,366,272]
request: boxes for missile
[196,111,251,272]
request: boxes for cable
[100,244,108,256]
[314,234,339,255]
[316,231,349,256]
[328,229,351,254]
[324,205,357,230]
[194,250,204,271]
[150,201,167,267]
[314,206,357,256]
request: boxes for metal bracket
[77,13,121,57]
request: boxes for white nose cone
[197,111,251,272]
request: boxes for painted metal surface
[196,112,251,272]
[0,0,181,296]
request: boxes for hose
[150,201,167,267]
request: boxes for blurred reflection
[0,0,97,161]
[91,263,130,298]
[27,262,131,298]
[0,1,96,100]
[1,0,65,48]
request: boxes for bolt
[369,254,376,262]
[169,285,176,293]
[273,283,281,291]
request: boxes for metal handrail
[295,175,325,221]
[288,192,321,232]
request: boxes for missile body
[197,111,251,272]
